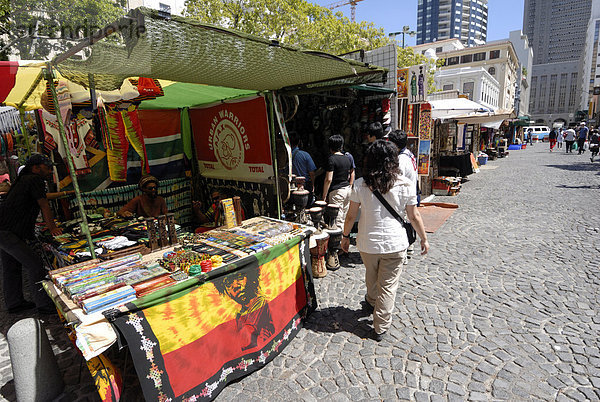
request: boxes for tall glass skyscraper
[417,0,488,47]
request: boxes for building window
[548,75,557,111]
[446,56,459,66]
[488,67,496,76]
[539,75,547,111]
[460,54,473,63]
[569,73,578,107]
[473,52,486,61]
[463,82,475,100]
[159,2,171,13]
[436,47,443,53]
[558,73,567,111]
[530,76,537,112]
[443,84,454,91]
[489,50,500,59]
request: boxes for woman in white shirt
[340,140,429,341]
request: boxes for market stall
[13,6,389,401]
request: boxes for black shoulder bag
[372,189,417,245]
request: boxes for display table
[439,153,474,177]
[43,217,316,401]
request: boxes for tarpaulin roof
[0,61,47,110]
[55,7,387,94]
[139,82,256,110]
[429,98,492,120]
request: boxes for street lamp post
[389,25,416,48]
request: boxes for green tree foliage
[0,0,124,60]
[184,0,389,55]
[397,46,445,93]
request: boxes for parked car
[526,126,551,142]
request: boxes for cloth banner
[110,236,316,401]
[190,96,272,183]
[418,140,431,175]
[397,68,408,98]
[128,109,185,180]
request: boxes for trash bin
[477,155,488,165]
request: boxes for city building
[124,0,186,15]
[434,67,499,110]
[416,0,488,47]
[508,30,534,118]
[579,1,600,125]
[435,41,520,111]
[523,0,593,126]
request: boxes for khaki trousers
[327,185,351,230]
[361,250,406,334]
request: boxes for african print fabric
[109,236,316,401]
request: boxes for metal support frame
[44,63,96,259]
[266,92,282,219]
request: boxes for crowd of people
[291,125,429,341]
[544,122,600,160]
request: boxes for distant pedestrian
[548,128,558,151]
[590,129,600,162]
[526,128,533,145]
[564,128,576,153]
[340,140,428,342]
[577,122,588,155]
[557,128,564,149]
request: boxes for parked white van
[525,126,551,142]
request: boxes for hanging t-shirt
[41,110,91,175]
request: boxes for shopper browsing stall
[0,153,62,314]
[322,135,354,231]
[117,175,168,218]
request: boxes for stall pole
[18,109,32,157]
[88,73,97,112]
[44,63,96,259]
[266,92,282,219]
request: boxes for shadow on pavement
[304,306,372,339]
[556,184,600,189]
[545,162,600,172]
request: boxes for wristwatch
[342,233,350,239]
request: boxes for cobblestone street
[1,144,599,401]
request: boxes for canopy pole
[44,63,96,260]
[88,73,97,112]
[18,109,32,157]
[266,92,282,219]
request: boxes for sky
[311,0,525,47]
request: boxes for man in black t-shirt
[0,154,62,314]
[322,135,354,229]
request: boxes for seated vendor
[193,190,224,228]
[117,175,167,218]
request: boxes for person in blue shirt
[577,122,589,155]
[290,132,317,195]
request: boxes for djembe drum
[308,206,324,230]
[325,228,342,271]
[324,204,340,230]
[290,189,310,223]
[310,231,330,278]
[294,176,306,191]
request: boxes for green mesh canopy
[55,7,387,93]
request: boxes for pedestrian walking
[564,128,576,153]
[557,128,564,149]
[590,129,600,162]
[577,122,588,155]
[526,128,534,145]
[548,127,558,151]
[340,140,429,342]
